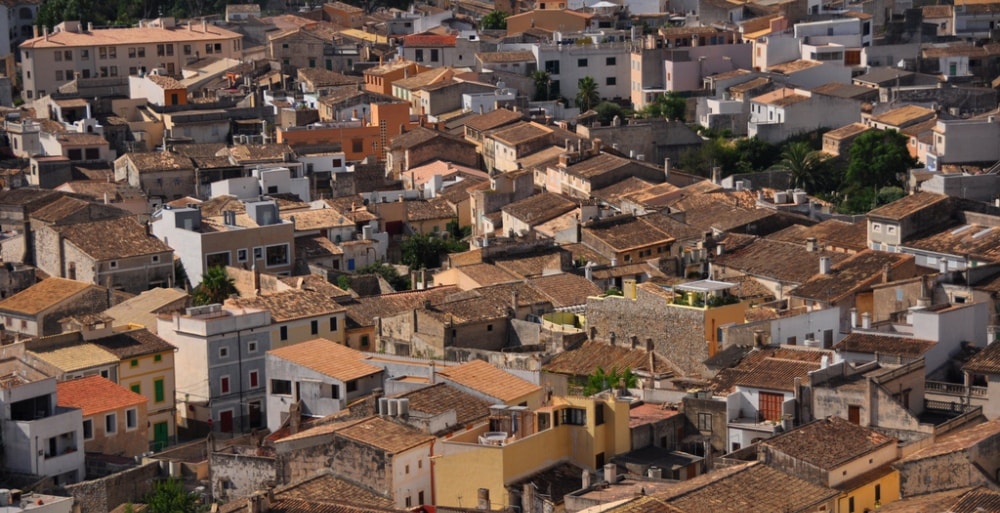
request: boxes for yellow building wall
[345,326,375,351]
[702,301,751,356]
[434,443,507,508]
[836,469,900,513]
[119,349,176,445]
[269,313,346,349]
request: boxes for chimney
[604,463,618,483]
[477,488,490,510]
[850,308,858,328]
[610,257,618,267]
[663,158,671,180]
[511,289,520,312]
[711,166,721,184]
[33,25,38,38]
[882,263,891,284]
[428,361,436,384]
[288,401,301,435]
[819,256,832,275]
[753,329,765,347]
[584,263,593,281]
[202,18,208,32]
[43,26,49,41]
[522,484,535,513]
[592,138,602,155]
[861,312,871,330]
[87,22,93,32]
[581,470,591,489]
[805,237,817,252]
[716,243,725,256]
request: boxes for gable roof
[228,290,345,322]
[527,273,603,308]
[714,238,850,285]
[398,382,492,432]
[58,217,172,260]
[502,192,576,225]
[335,416,434,453]
[867,192,949,221]
[103,287,188,331]
[27,341,120,373]
[544,340,670,377]
[655,462,838,513]
[0,278,102,316]
[735,357,820,392]
[402,33,457,47]
[31,196,131,225]
[790,250,913,303]
[57,375,147,416]
[87,328,176,359]
[437,359,540,402]
[834,332,936,358]
[344,286,459,328]
[762,416,895,470]
[268,338,382,382]
[965,341,1000,375]
[899,418,1000,462]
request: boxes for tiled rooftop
[963,340,1000,374]
[502,192,576,225]
[228,290,345,322]
[27,341,120,373]
[715,238,849,285]
[437,359,540,402]
[527,273,603,308]
[335,416,434,453]
[88,328,175,359]
[58,217,172,260]
[762,416,894,470]
[899,418,1000,462]
[0,277,101,316]
[57,375,147,416]
[790,250,913,303]
[544,340,669,377]
[22,23,240,49]
[734,357,819,392]
[867,191,948,220]
[269,339,382,382]
[398,382,491,432]
[834,333,936,358]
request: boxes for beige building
[228,289,347,350]
[57,375,149,458]
[20,18,242,101]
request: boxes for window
[220,376,230,394]
[415,49,424,62]
[405,464,410,474]
[130,359,139,367]
[875,484,881,502]
[487,324,493,331]
[578,58,588,67]
[253,247,263,260]
[595,404,605,425]
[606,57,616,65]
[83,419,94,440]
[183,44,192,55]
[154,354,162,363]
[405,497,412,508]
[56,70,63,81]
[329,317,338,331]
[759,392,784,421]
[606,77,616,86]
[249,371,259,389]
[280,326,288,341]
[214,43,221,53]
[351,138,363,153]
[138,47,145,57]
[105,413,117,434]
[430,49,439,62]
[154,379,165,403]
[55,51,62,61]
[872,223,882,232]
[248,341,258,353]
[130,383,141,394]
[331,384,340,399]
[205,43,213,54]
[128,47,136,58]
[311,320,319,335]
[151,255,160,264]
[266,244,289,267]
[110,66,118,77]
[560,407,586,425]
[346,380,358,392]
[360,335,370,347]
[698,412,713,432]
[237,249,248,263]
[848,496,855,513]
[219,347,229,358]
[418,491,424,505]
[271,379,292,395]
[126,408,138,430]
[109,260,118,269]
[887,225,897,235]
[109,47,116,58]
[544,60,560,74]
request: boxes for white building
[264,339,384,431]
[210,167,310,203]
[0,357,85,485]
[748,87,862,143]
[507,36,632,104]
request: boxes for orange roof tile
[22,23,241,49]
[268,338,382,382]
[437,359,540,402]
[57,375,147,416]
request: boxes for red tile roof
[403,34,457,47]
[57,375,147,416]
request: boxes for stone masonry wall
[210,451,277,502]
[65,461,160,513]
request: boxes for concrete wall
[65,460,160,513]
[897,450,993,496]
[681,395,727,452]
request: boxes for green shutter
[154,379,165,403]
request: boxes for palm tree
[531,70,553,101]
[775,141,828,193]
[192,266,237,306]
[575,76,600,112]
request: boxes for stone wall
[896,451,991,496]
[585,288,711,377]
[210,450,277,502]
[277,436,392,496]
[42,286,110,336]
[65,461,160,513]
[681,396,727,453]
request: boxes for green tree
[400,233,465,270]
[531,70,557,102]
[355,263,410,291]
[583,366,638,396]
[146,478,206,513]
[594,101,633,126]
[640,92,686,121]
[774,141,829,192]
[480,10,507,29]
[733,136,780,174]
[575,76,600,112]
[191,266,236,306]
[846,129,915,189]
[679,138,738,177]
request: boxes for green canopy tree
[146,478,207,513]
[575,76,600,112]
[480,10,508,29]
[846,129,915,189]
[401,233,466,270]
[639,92,686,121]
[191,266,236,306]
[531,70,557,102]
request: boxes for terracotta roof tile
[335,416,434,453]
[734,357,819,391]
[867,192,949,220]
[790,251,914,303]
[402,33,456,47]
[27,341,120,373]
[527,273,602,308]
[31,196,131,224]
[502,192,576,225]
[437,359,540,402]
[21,23,241,49]
[0,278,102,316]
[762,416,894,469]
[269,338,382,381]
[398,382,491,432]
[406,197,456,222]
[343,286,458,328]
[57,375,147,416]
[900,418,1000,462]
[275,471,394,509]
[87,327,176,359]
[476,51,536,63]
[228,290,345,322]
[714,238,849,285]
[834,332,936,358]
[544,340,671,377]
[582,215,676,252]
[58,217,172,260]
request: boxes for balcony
[925,380,988,398]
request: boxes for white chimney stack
[819,256,832,275]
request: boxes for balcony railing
[925,380,988,397]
